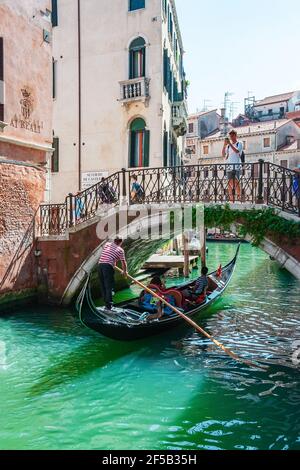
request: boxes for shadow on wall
[0,215,39,308]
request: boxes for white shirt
[226,141,243,165]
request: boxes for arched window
[129,118,150,168]
[129,37,146,79]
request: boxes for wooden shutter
[51,137,59,172]
[129,131,136,167]
[143,130,150,167]
[51,0,58,27]
[163,49,168,89]
[163,131,168,167]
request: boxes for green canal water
[0,243,300,450]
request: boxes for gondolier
[98,238,128,313]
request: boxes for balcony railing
[119,77,150,104]
[172,101,188,136]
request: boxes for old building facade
[186,115,300,169]
[51,0,187,202]
[0,0,53,176]
[245,91,300,122]
[185,110,220,164]
[0,0,53,309]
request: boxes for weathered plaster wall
[0,0,53,156]
[0,160,46,310]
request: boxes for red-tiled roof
[255,92,295,107]
[204,119,293,140]
[188,109,219,119]
[286,111,300,120]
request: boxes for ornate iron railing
[40,204,68,236]
[266,163,300,214]
[39,161,300,236]
[40,172,121,236]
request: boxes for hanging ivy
[204,205,300,246]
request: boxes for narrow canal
[0,243,299,450]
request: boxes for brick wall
[0,159,46,309]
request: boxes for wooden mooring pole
[183,232,190,278]
[200,224,207,268]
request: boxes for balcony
[119,77,150,105]
[172,101,188,137]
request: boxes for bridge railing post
[266,162,270,206]
[257,159,264,204]
[67,193,75,228]
[281,167,287,211]
[157,169,161,203]
[173,167,177,202]
[121,168,127,205]
[213,165,218,204]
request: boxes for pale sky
[176,0,300,116]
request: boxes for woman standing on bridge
[98,238,128,313]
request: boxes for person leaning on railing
[99,177,117,204]
[130,175,144,203]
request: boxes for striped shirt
[195,275,208,295]
[99,242,125,267]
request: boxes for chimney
[219,108,228,136]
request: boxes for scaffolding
[244,95,256,119]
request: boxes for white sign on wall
[81,171,109,190]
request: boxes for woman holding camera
[222,129,243,202]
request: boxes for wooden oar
[115,266,267,371]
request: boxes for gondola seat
[195,294,206,304]
[139,285,184,315]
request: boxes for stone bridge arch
[37,203,300,306]
[38,204,193,305]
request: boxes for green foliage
[204,205,300,246]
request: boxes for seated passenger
[139,276,164,318]
[148,275,166,291]
[184,266,209,303]
[142,293,177,322]
[139,276,179,321]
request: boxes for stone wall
[0,159,45,311]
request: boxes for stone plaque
[81,171,109,190]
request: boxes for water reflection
[0,243,300,450]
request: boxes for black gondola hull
[76,245,240,341]
[80,297,220,341]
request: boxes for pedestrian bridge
[37,161,300,305]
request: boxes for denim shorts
[226,165,241,180]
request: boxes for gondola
[75,245,240,341]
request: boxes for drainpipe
[78,0,82,191]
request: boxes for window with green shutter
[51,137,59,173]
[51,0,58,27]
[129,119,149,168]
[129,0,145,11]
[52,59,57,99]
[163,130,168,167]
[129,37,146,79]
